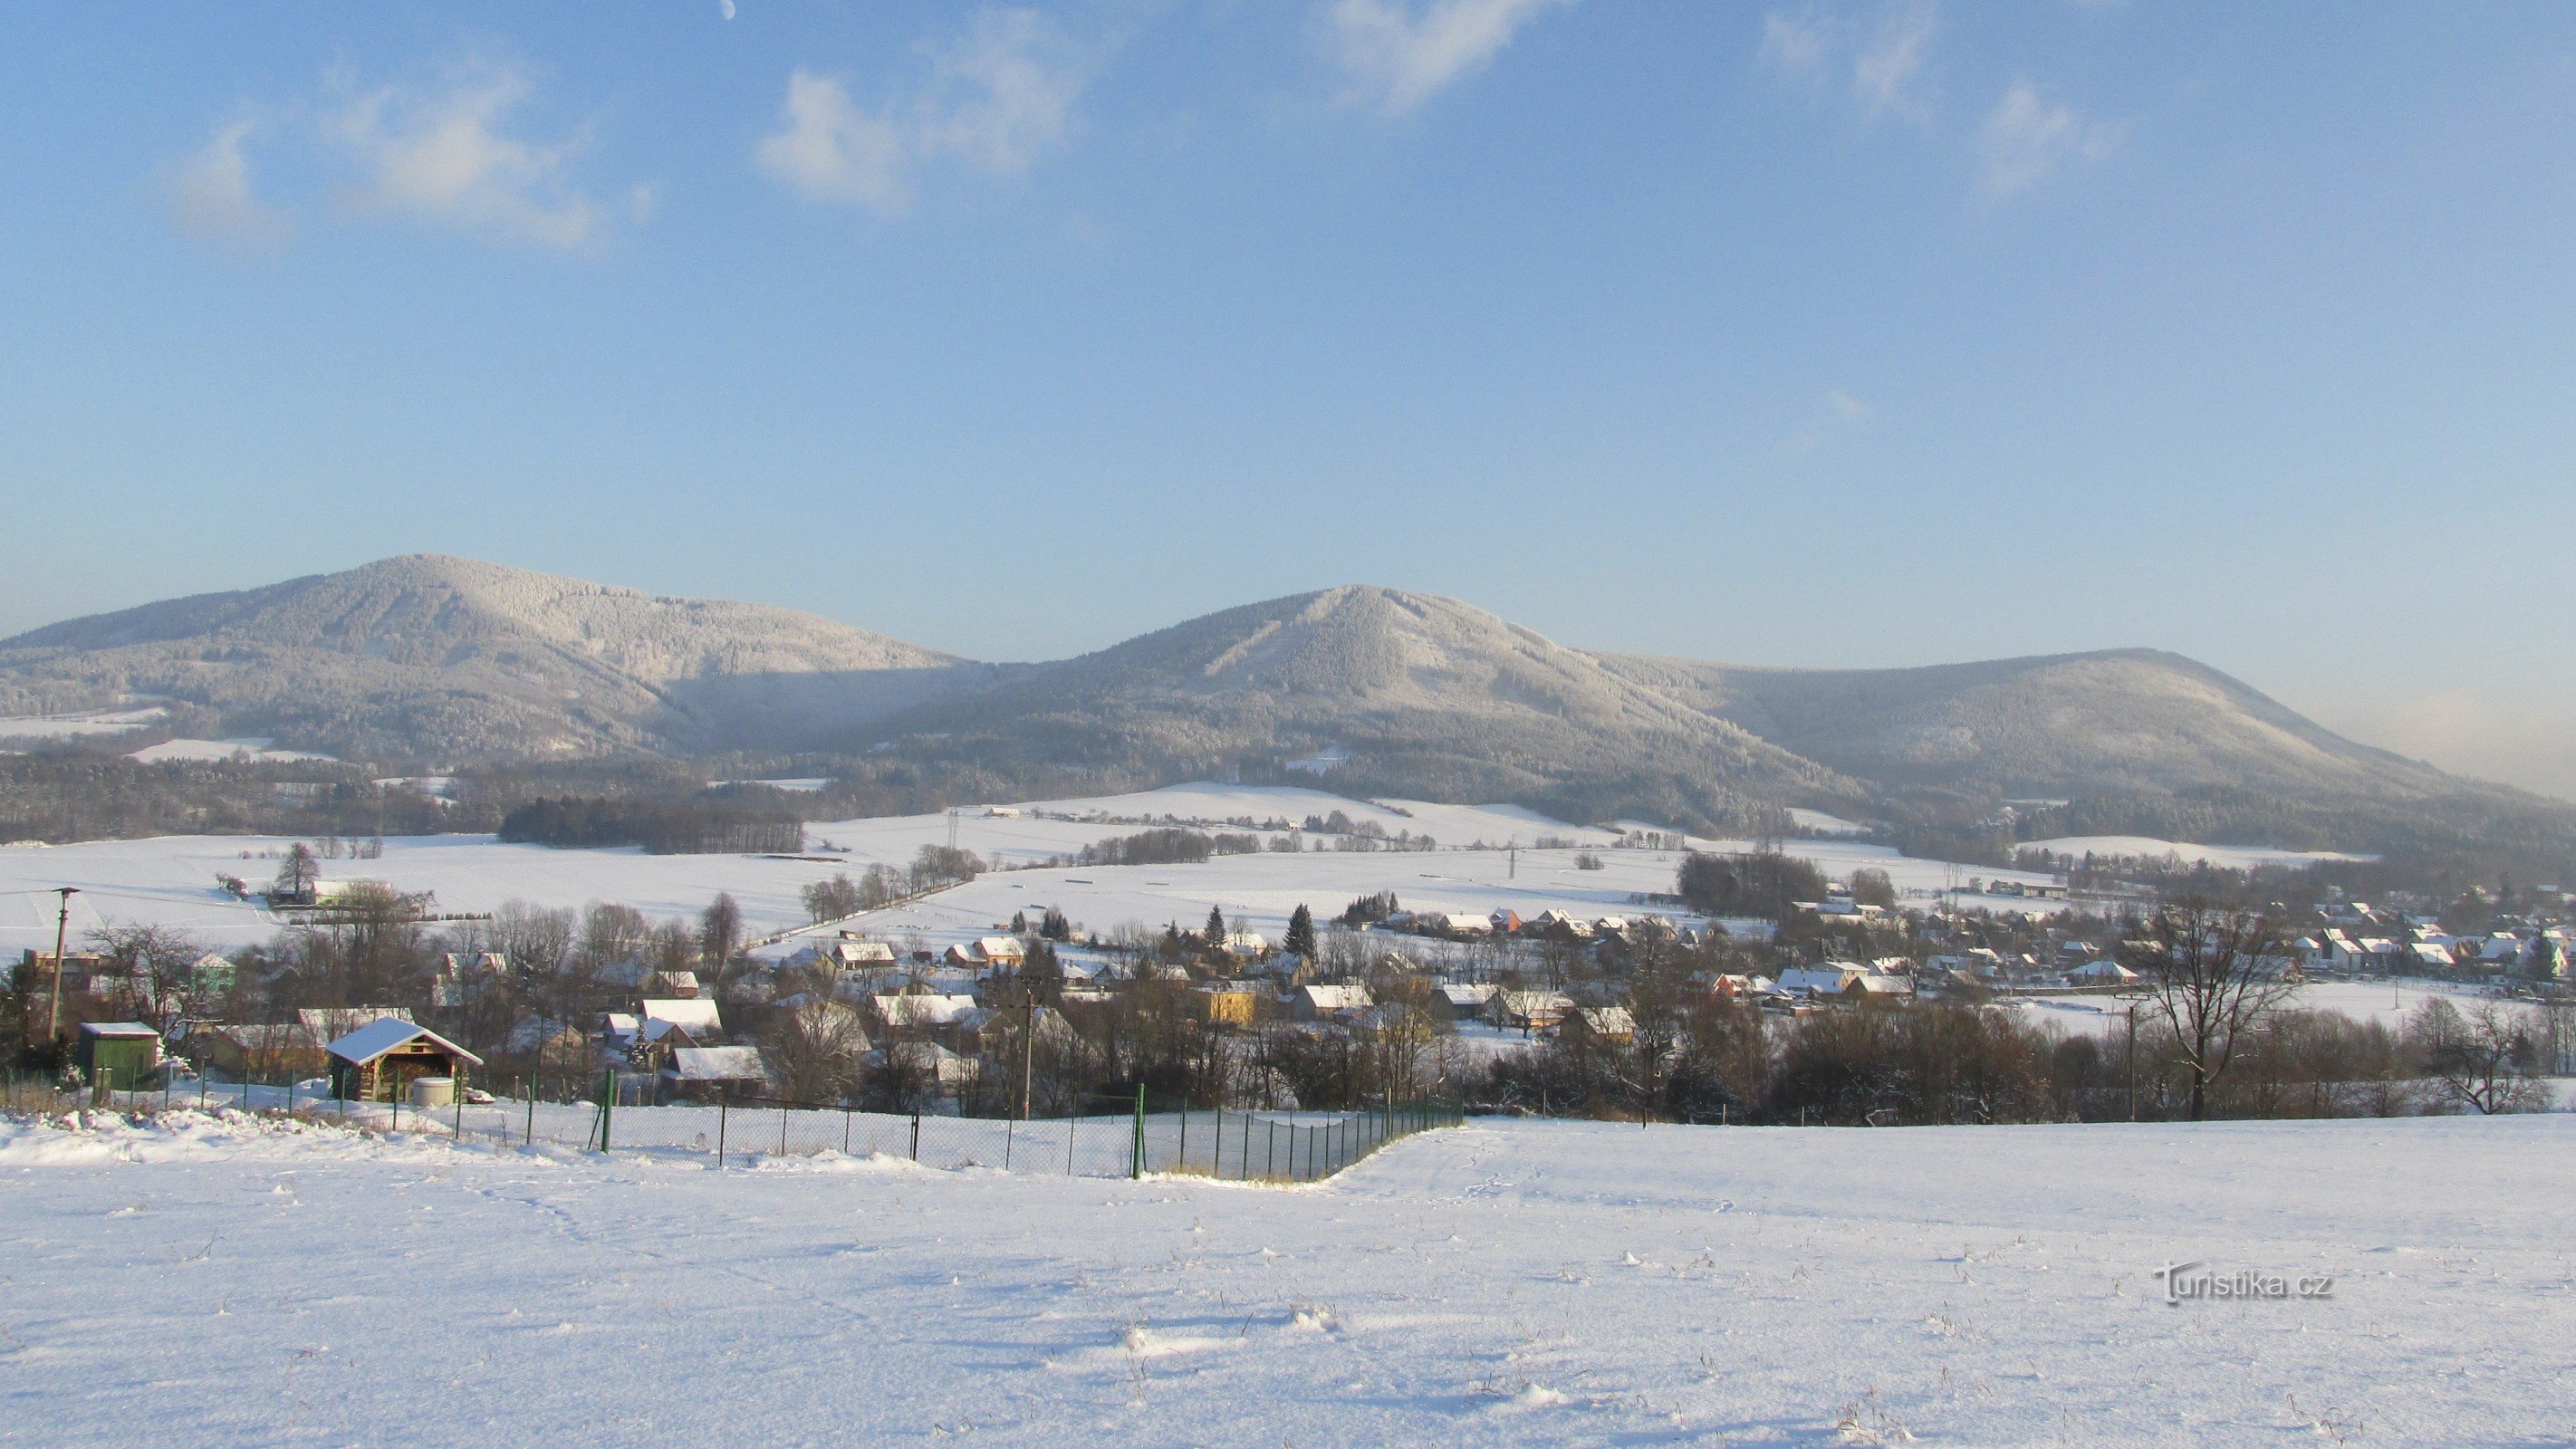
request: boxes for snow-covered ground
[2015,978,2505,1040]
[4,1108,2571,1445]
[0,784,2071,954]
[0,705,168,743]
[2019,836,2376,868]
[127,736,334,763]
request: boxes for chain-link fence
[43,1073,1464,1184]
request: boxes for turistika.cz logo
[2152,1261,2334,1306]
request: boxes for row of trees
[1485,901,2568,1124]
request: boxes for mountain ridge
[1,556,2556,856]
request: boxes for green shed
[75,1022,164,1091]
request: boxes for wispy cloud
[156,59,637,253]
[160,117,291,250]
[1852,2,1936,121]
[1322,0,1574,114]
[757,8,1089,216]
[324,61,610,250]
[1976,78,2120,195]
[1759,9,1832,73]
[1827,388,1871,420]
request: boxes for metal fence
[28,1072,1463,1185]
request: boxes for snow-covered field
[125,737,333,763]
[2015,978,2507,1040]
[0,783,2071,954]
[4,1108,2571,1446]
[0,706,168,743]
[2019,836,2376,869]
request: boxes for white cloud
[161,118,291,249]
[758,8,1087,216]
[1323,0,1573,114]
[324,61,609,249]
[1761,2,1934,122]
[1852,1,1936,121]
[1976,78,2120,194]
[1827,388,1870,420]
[1759,9,1831,73]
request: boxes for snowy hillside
[0,783,2064,953]
[0,554,1001,757]
[5,1108,2570,1445]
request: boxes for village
[17,830,2573,1134]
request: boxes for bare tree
[764,1000,872,1102]
[2412,998,2551,1115]
[698,893,745,983]
[87,922,207,1025]
[273,842,320,901]
[2119,900,2298,1120]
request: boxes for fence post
[1131,1084,1145,1179]
[524,1080,533,1147]
[910,1111,921,1163]
[597,1067,614,1151]
[780,1103,790,1157]
[717,1093,728,1169]
[1177,1103,1187,1174]
[1067,1112,1076,1175]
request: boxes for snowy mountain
[1596,648,2459,803]
[0,555,1004,760]
[861,585,1864,831]
[5,558,2561,852]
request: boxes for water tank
[409,1076,456,1108]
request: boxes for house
[1777,964,1913,1001]
[505,1017,591,1072]
[1488,909,1523,936]
[1192,984,1264,1025]
[1221,932,1269,959]
[663,1045,770,1099]
[1418,912,1493,941]
[1428,983,1498,1023]
[1702,974,1773,998]
[1293,984,1374,1022]
[885,1040,979,1090]
[977,936,1027,969]
[870,993,982,1031]
[1524,910,1592,942]
[183,1022,324,1080]
[2064,960,2140,987]
[825,940,899,971]
[639,997,723,1039]
[75,1022,163,1089]
[325,1019,483,1102]
[1560,1006,1637,1042]
[432,952,510,1008]
[187,953,238,998]
[643,969,702,999]
[1485,990,1573,1034]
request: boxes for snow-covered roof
[667,1046,767,1082]
[640,997,722,1031]
[325,1017,483,1068]
[1301,984,1373,1012]
[81,1021,159,1039]
[874,993,980,1026]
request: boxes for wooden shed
[325,1018,483,1102]
[75,1022,163,1090]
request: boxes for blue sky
[4,2,2573,795]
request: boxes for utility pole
[1020,986,1037,1122]
[44,888,79,1051]
[2124,1003,2138,1122]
